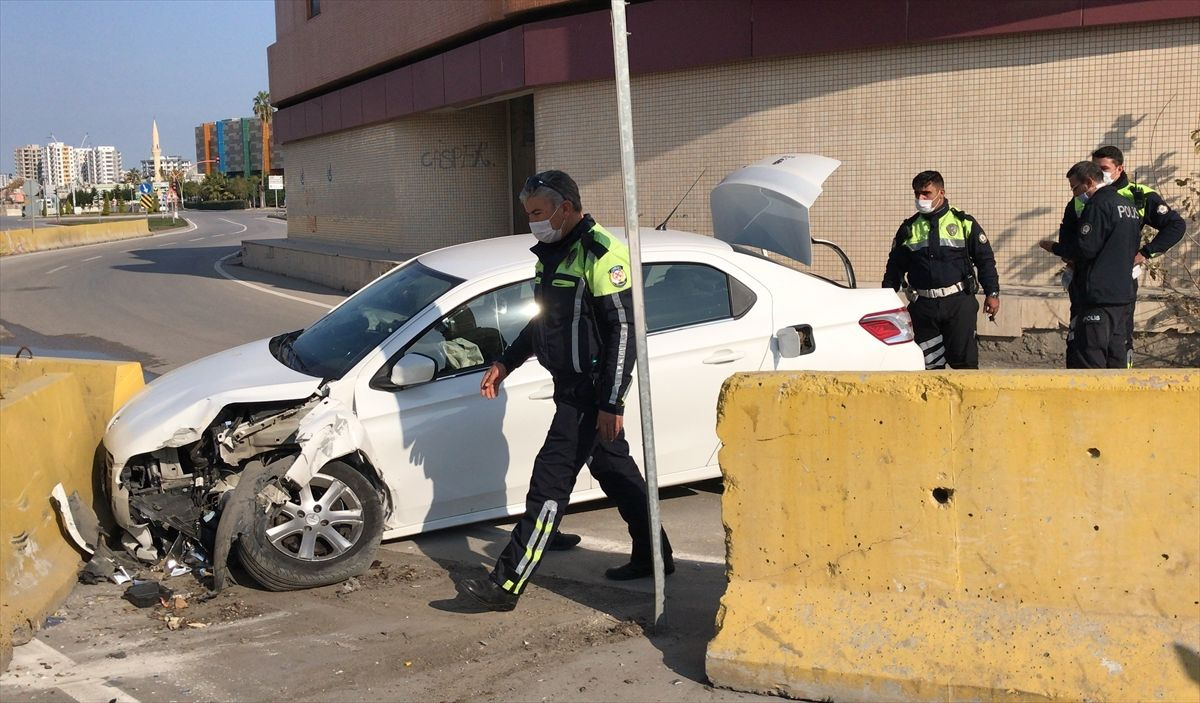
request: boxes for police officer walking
[1039,161,1143,367]
[883,171,1000,369]
[457,170,672,612]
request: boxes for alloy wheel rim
[265,473,365,562]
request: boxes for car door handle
[528,384,555,399]
[702,349,745,364]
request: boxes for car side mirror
[389,353,437,388]
[776,325,815,358]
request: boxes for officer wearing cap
[883,171,1000,369]
[456,170,673,612]
[1040,161,1143,367]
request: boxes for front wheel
[236,460,383,591]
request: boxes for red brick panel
[413,55,447,112]
[751,0,907,57]
[910,0,1081,41]
[444,43,483,106]
[628,0,753,73]
[1083,0,1200,25]
[480,27,525,95]
[524,8,614,86]
[340,82,365,132]
[304,100,323,139]
[385,66,415,119]
[361,75,388,126]
[321,91,342,134]
[274,106,298,144]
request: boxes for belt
[911,282,965,299]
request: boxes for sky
[0,0,275,173]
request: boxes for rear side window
[642,263,755,332]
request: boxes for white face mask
[915,198,935,214]
[529,204,564,243]
[1102,170,1116,186]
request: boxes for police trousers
[489,374,671,595]
[908,294,979,369]
[1066,303,1133,369]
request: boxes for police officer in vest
[1047,147,1186,365]
[883,171,1000,369]
[1039,161,1144,368]
[457,170,673,612]
[1091,146,1185,365]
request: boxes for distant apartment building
[40,142,77,190]
[83,146,122,185]
[0,173,11,189]
[13,145,42,182]
[194,116,283,177]
[141,155,195,180]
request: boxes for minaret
[151,120,163,181]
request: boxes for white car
[103,157,922,590]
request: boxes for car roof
[417,228,735,280]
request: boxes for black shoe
[605,558,675,581]
[456,577,519,612]
[547,532,581,551]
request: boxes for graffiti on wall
[421,142,493,169]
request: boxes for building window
[307,0,320,19]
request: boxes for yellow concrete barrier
[707,371,1200,702]
[0,358,143,669]
[0,218,154,255]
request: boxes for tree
[181,181,201,201]
[101,194,111,216]
[253,90,273,127]
[124,169,142,185]
[253,90,274,206]
[200,172,235,201]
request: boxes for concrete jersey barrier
[0,357,144,670]
[0,219,153,255]
[707,370,1200,702]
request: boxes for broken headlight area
[120,398,320,562]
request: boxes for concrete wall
[0,358,144,670]
[708,370,1200,701]
[282,103,511,252]
[0,219,153,255]
[241,239,403,293]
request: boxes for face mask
[1102,171,1116,186]
[915,198,935,214]
[529,204,564,243]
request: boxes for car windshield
[280,261,461,379]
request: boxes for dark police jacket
[882,201,1000,296]
[499,215,636,415]
[1059,173,1185,257]
[1052,185,1143,305]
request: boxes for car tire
[235,459,383,591]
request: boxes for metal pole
[609,0,665,629]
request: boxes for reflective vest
[1073,181,1156,219]
[530,222,629,375]
[899,207,973,252]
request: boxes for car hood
[710,153,841,265]
[104,337,321,463]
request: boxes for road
[0,210,342,375]
[0,212,751,702]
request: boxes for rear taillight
[859,308,915,345]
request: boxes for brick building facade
[266,0,1198,304]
